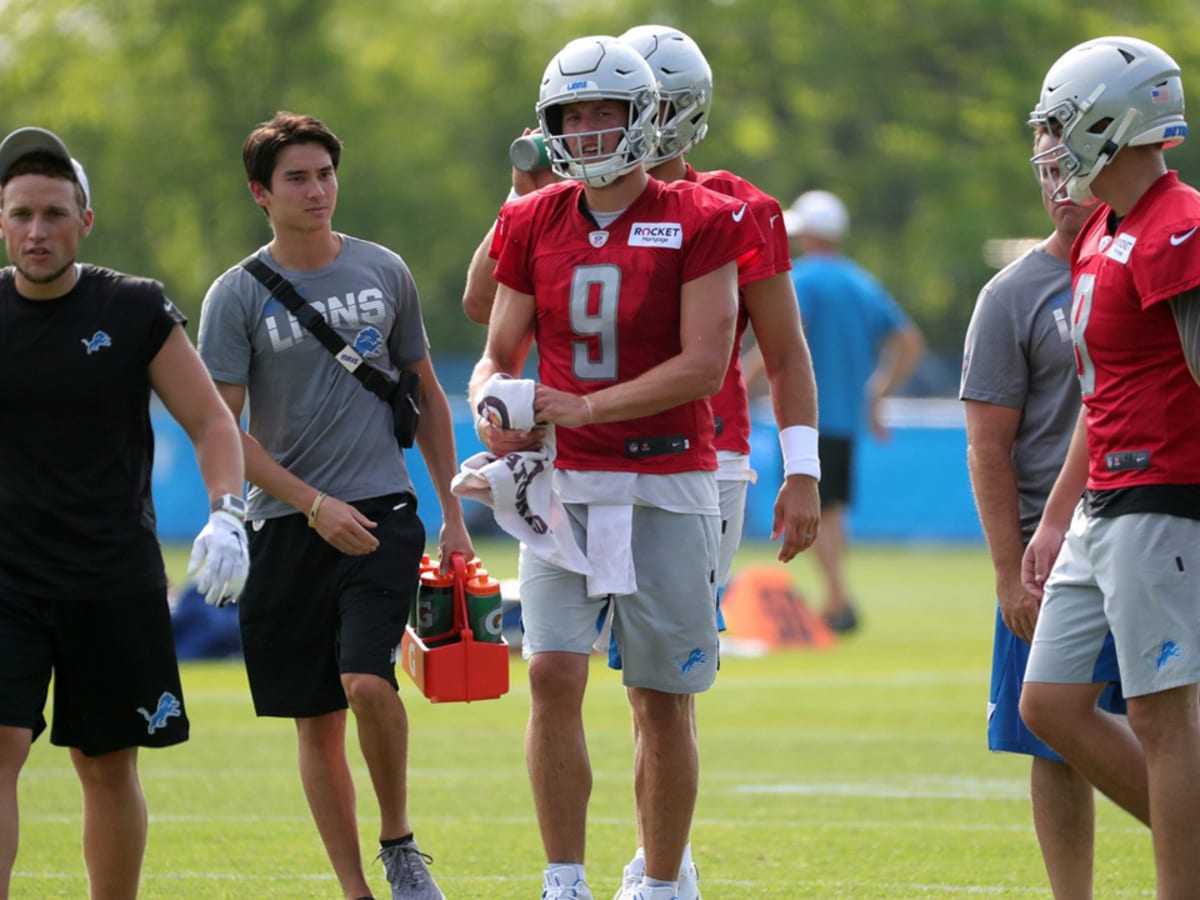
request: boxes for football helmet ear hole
[541,105,564,138]
[1087,117,1113,135]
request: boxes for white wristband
[780,425,821,480]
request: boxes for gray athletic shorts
[1026,505,1200,699]
[519,502,720,694]
[717,479,749,590]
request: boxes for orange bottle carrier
[400,552,509,702]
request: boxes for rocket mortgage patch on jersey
[628,222,684,248]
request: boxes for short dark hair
[0,152,87,212]
[241,111,342,190]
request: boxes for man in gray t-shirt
[198,112,469,900]
[960,126,1138,897]
[202,235,426,522]
[962,241,1080,539]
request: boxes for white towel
[452,449,592,576]
[451,450,638,597]
[475,373,537,432]
[583,502,637,596]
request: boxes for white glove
[187,510,250,607]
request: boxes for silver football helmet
[1029,36,1187,204]
[536,36,659,188]
[620,25,713,166]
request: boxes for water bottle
[509,133,550,173]
[415,568,456,645]
[411,555,439,628]
[465,575,504,643]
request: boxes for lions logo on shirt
[81,331,112,355]
[352,326,385,359]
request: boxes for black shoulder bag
[240,257,421,448]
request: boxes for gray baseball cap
[0,126,91,209]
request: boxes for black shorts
[818,435,855,508]
[238,493,425,718]
[0,586,187,756]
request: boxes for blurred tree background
[2,0,1198,389]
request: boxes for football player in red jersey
[622,24,820,570]
[600,25,820,899]
[467,35,763,900]
[1019,36,1200,897]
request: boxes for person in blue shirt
[747,190,923,632]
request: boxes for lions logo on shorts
[1151,639,1182,672]
[677,647,709,678]
[137,692,182,734]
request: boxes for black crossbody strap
[240,256,395,402]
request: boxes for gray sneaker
[377,842,445,900]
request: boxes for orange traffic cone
[720,565,835,650]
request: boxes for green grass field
[14,540,1154,898]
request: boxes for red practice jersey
[1071,171,1200,489]
[491,177,764,473]
[687,164,793,455]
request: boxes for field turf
[13,539,1154,898]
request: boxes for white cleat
[543,864,593,900]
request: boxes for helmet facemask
[1030,94,1136,204]
[619,25,713,167]
[539,94,657,188]
[650,88,710,166]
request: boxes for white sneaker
[543,864,593,899]
[677,863,701,900]
[612,857,643,900]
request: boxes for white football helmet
[620,25,713,166]
[1029,36,1187,204]
[536,36,659,188]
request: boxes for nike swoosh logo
[732,203,748,223]
[1170,226,1199,246]
[393,501,409,510]
[769,214,780,228]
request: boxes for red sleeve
[679,187,766,286]
[491,200,536,295]
[693,170,789,284]
[732,196,775,288]
[1133,220,1200,309]
[486,214,504,261]
[762,195,793,277]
